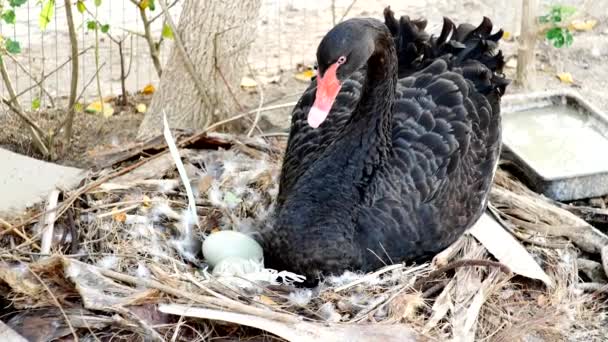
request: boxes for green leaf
[2,10,16,24]
[39,0,56,31]
[5,38,21,54]
[546,28,566,48]
[101,24,110,33]
[9,0,28,7]
[148,0,155,10]
[31,97,41,110]
[564,30,574,47]
[94,0,102,6]
[161,24,174,39]
[76,0,86,13]
[87,20,97,30]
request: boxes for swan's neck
[337,37,398,185]
[291,37,398,202]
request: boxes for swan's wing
[356,59,502,267]
[277,71,365,205]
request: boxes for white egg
[202,230,263,268]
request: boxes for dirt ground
[1,0,608,167]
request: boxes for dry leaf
[198,175,213,194]
[258,295,278,306]
[570,19,597,32]
[240,77,258,88]
[85,101,115,118]
[142,84,156,95]
[556,72,574,84]
[142,195,152,208]
[295,69,315,82]
[136,103,147,113]
[112,208,127,223]
[469,213,553,287]
[505,58,517,69]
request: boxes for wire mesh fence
[0,0,602,112]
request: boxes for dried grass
[1,132,607,341]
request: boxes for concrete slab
[0,148,85,217]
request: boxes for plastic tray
[501,90,608,201]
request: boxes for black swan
[260,8,509,285]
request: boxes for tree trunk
[138,0,261,139]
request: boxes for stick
[516,0,538,88]
[64,0,80,144]
[246,65,265,137]
[40,190,61,255]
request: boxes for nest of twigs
[1,131,608,341]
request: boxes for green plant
[539,5,576,48]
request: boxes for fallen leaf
[240,76,258,88]
[198,175,213,194]
[505,58,517,69]
[570,19,597,32]
[136,103,147,113]
[556,72,574,84]
[258,295,278,306]
[85,101,115,118]
[142,195,151,208]
[295,69,315,82]
[112,208,126,223]
[74,102,84,112]
[142,84,156,95]
[469,213,553,287]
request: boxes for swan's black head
[308,18,391,128]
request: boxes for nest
[1,131,608,341]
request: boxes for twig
[12,47,93,101]
[149,0,180,23]
[338,0,358,23]
[334,263,427,293]
[109,306,164,342]
[412,259,511,291]
[98,267,301,324]
[156,0,213,107]
[130,0,163,77]
[0,97,47,144]
[64,0,79,145]
[575,282,608,294]
[601,246,608,280]
[27,265,79,342]
[331,0,337,26]
[205,102,297,133]
[0,218,41,250]
[41,190,61,255]
[516,0,538,88]
[246,65,265,137]
[4,53,55,107]
[0,57,49,156]
[54,62,107,135]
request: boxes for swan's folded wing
[277,71,365,205]
[356,59,502,264]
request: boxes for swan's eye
[337,56,347,65]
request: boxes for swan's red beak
[308,62,342,128]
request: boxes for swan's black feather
[263,11,508,283]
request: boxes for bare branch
[64,0,80,145]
